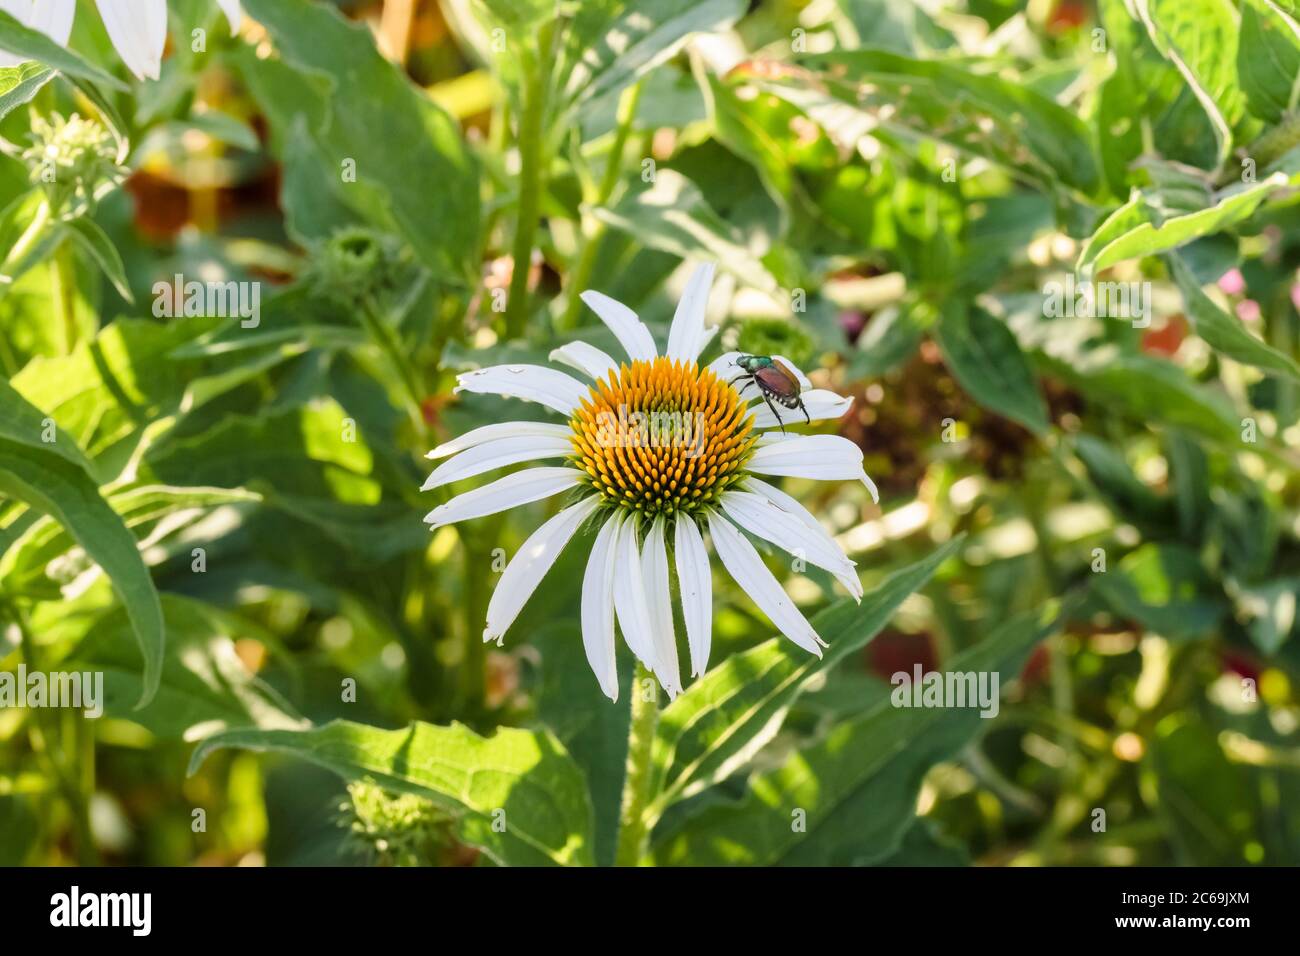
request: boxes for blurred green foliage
[1,0,1299,867]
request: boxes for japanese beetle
[729,354,809,433]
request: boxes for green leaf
[70,596,305,739]
[1073,434,1172,527]
[0,484,261,597]
[1135,0,1245,167]
[651,538,964,815]
[807,49,1100,195]
[1097,0,1222,181]
[0,62,53,120]
[1001,299,1243,443]
[0,10,126,91]
[559,0,747,115]
[1240,0,1300,123]
[934,304,1048,435]
[1169,253,1300,381]
[828,0,955,54]
[62,218,133,303]
[9,316,291,482]
[533,620,633,868]
[1150,714,1261,864]
[474,0,556,31]
[1094,542,1226,639]
[183,109,262,152]
[593,169,778,292]
[0,380,165,707]
[1234,578,1300,654]
[1078,173,1288,281]
[146,400,381,504]
[188,718,596,866]
[239,0,480,285]
[652,603,1060,865]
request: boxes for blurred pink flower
[1217,268,1245,296]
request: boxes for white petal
[748,434,879,503]
[32,0,75,44]
[674,514,713,678]
[421,435,573,491]
[455,364,588,417]
[426,421,571,460]
[581,513,622,701]
[549,341,619,382]
[612,515,658,675]
[708,512,825,656]
[743,476,831,536]
[423,467,582,529]
[641,517,680,697]
[0,1,31,68]
[216,0,241,32]
[579,290,657,362]
[751,389,854,429]
[666,262,716,363]
[0,0,74,67]
[0,3,23,68]
[96,0,167,81]
[720,490,861,601]
[705,351,742,382]
[484,496,600,645]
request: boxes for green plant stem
[503,35,553,339]
[1217,110,1300,186]
[456,525,495,719]
[614,661,660,866]
[359,295,427,441]
[559,82,643,331]
[7,603,100,865]
[52,239,78,353]
[0,198,53,287]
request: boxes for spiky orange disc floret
[569,357,756,515]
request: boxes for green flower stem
[455,523,496,719]
[0,198,53,287]
[359,295,428,441]
[503,31,554,340]
[52,239,78,353]
[6,602,99,866]
[558,82,644,332]
[614,660,660,866]
[1215,110,1300,186]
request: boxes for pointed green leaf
[1170,253,1300,381]
[0,380,164,707]
[651,537,965,815]
[188,719,596,866]
[652,603,1061,865]
[934,304,1048,435]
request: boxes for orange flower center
[568,357,756,515]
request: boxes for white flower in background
[0,0,240,81]
[424,264,878,701]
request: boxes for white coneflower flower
[0,0,240,81]
[424,264,879,701]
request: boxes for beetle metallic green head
[735,354,774,373]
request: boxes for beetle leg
[760,390,786,435]
[798,397,810,425]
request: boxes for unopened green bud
[21,113,120,216]
[306,226,410,310]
